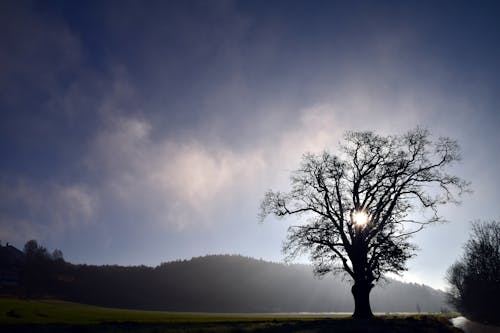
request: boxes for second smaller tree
[447,221,500,325]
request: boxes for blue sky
[1,0,500,290]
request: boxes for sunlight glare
[353,210,369,227]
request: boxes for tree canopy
[260,128,469,318]
[447,221,500,325]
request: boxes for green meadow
[0,297,284,324]
[0,298,461,332]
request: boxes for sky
[1,0,500,291]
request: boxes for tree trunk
[351,280,374,319]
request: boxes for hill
[1,243,448,313]
[16,253,447,313]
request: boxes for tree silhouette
[260,128,469,319]
[447,221,500,325]
[22,240,66,297]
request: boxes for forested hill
[10,250,448,313]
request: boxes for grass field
[0,298,462,332]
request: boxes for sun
[352,210,369,227]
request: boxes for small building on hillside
[0,243,25,288]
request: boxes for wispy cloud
[0,180,96,242]
[87,115,267,228]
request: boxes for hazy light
[353,210,369,227]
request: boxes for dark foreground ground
[0,317,463,333]
[0,298,462,333]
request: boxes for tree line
[5,241,447,313]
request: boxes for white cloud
[88,116,267,228]
[85,102,347,230]
[85,93,426,231]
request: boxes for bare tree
[259,128,469,319]
[447,221,500,324]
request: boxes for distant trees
[12,251,447,312]
[260,128,469,319]
[22,240,66,296]
[23,239,65,262]
[447,221,500,325]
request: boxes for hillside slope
[51,255,446,313]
